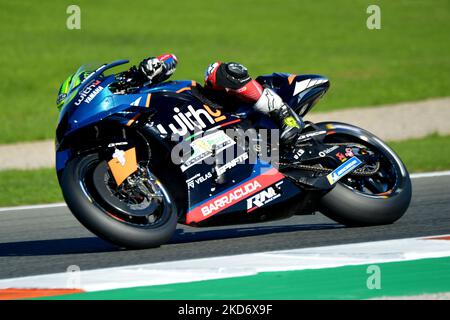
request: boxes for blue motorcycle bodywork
[55,60,329,225]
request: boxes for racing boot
[254,88,304,145]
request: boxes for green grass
[0,169,62,206]
[387,134,450,173]
[0,134,449,207]
[0,0,449,143]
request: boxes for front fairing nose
[58,76,116,134]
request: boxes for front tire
[60,154,178,249]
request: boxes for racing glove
[139,53,178,84]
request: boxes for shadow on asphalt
[0,237,119,256]
[169,223,343,244]
[0,223,342,256]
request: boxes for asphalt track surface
[0,175,449,280]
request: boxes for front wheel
[317,122,412,226]
[60,153,178,249]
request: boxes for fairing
[55,61,322,225]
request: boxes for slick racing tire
[60,153,178,249]
[317,122,412,227]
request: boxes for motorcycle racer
[204,61,304,144]
[54,57,412,250]
[57,53,304,144]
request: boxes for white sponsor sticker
[246,181,283,211]
[186,171,214,189]
[319,145,339,157]
[216,152,248,176]
[327,156,362,185]
[181,131,235,172]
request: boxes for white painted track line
[0,170,449,213]
[0,203,66,213]
[410,170,450,179]
[1,234,449,291]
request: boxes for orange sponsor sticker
[108,147,138,186]
[287,74,296,85]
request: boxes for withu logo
[157,104,226,136]
[74,80,102,106]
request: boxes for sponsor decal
[293,78,328,96]
[112,149,126,166]
[186,171,213,190]
[205,62,219,80]
[284,116,300,128]
[180,131,235,172]
[345,147,355,157]
[200,180,261,217]
[296,130,326,142]
[156,104,227,136]
[108,148,138,186]
[293,148,305,160]
[84,86,103,103]
[108,142,128,148]
[336,152,348,162]
[247,181,283,212]
[319,145,339,157]
[327,156,362,185]
[186,168,285,224]
[216,152,249,176]
[130,97,142,106]
[74,80,102,106]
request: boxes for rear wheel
[317,123,412,226]
[60,153,178,249]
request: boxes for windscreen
[64,63,102,103]
[60,60,129,111]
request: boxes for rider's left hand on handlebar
[139,57,164,81]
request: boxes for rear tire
[317,122,412,226]
[319,179,411,226]
[61,154,178,249]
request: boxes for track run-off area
[0,172,449,299]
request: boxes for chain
[278,161,380,177]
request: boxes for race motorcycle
[56,60,412,249]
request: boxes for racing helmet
[56,71,90,110]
